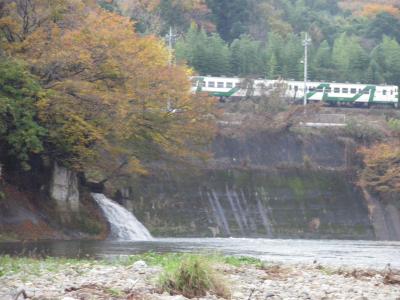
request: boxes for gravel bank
[1,258,400,300]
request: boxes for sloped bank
[0,162,108,241]
[120,128,399,240]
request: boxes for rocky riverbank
[1,254,400,300]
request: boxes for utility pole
[165,27,177,111]
[302,32,311,106]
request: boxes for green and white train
[191,76,399,108]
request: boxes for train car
[191,76,399,108]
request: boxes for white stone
[50,162,79,213]
[132,260,148,269]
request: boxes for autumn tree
[360,3,400,18]
[0,0,217,180]
[359,142,400,202]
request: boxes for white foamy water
[92,193,153,241]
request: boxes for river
[1,238,399,269]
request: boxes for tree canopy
[0,0,217,180]
[98,0,400,84]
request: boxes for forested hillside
[100,0,400,85]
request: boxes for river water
[0,238,399,269]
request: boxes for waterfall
[226,186,245,235]
[92,193,153,241]
[204,189,231,236]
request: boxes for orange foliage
[360,3,400,17]
[359,142,400,196]
[339,0,400,16]
[0,0,218,179]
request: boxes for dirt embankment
[0,175,109,242]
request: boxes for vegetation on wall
[359,116,400,202]
[359,142,400,201]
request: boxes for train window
[294,86,298,91]
[316,88,323,92]
[208,81,215,88]
[350,88,357,94]
[342,88,348,93]
[235,82,241,88]
[325,88,332,93]
[226,82,233,88]
[383,90,387,95]
[359,89,362,93]
[217,82,224,88]
[334,87,340,93]
[363,90,369,94]
[191,81,197,87]
[391,90,393,95]
[309,87,315,92]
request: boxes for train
[191,76,399,108]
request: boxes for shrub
[388,118,400,136]
[359,142,400,200]
[158,254,230,299]
[344,119,384,144]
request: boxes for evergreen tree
[282,34,303,79]
[206,0,251,41]
[230,35,263,76]
[175,24,230,75]
[311,40,332,80]
[365,60,384,84]
[331,33,367,82]
[379,36,400,85]
[268,53,279,79]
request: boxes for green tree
[176,24,230,75]
[364,60,383,84]
[282,34,303,79]
[331,33,367,82]
[366,13,400,43]
[265,33,284,79]
[378,36,400,85]
[206,0,250,41]
[229,35,263,76]
[0,59,46,170]
[311,40,333,80]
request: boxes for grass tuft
[158,254,230,299]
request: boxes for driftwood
[247,288,255,299]
[13,288,27,300]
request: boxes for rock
[50,162,80,215]
[2,261,400,300]
[132,260,148,269]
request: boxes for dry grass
[158,254,231,299]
